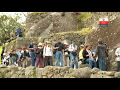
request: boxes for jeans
[55,51,63,67]
[29,52,35,66]
[70,53,78,69]
[98,58,106,71]
[85,59,97,69]
[117,61,120,72]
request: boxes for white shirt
[68,44,77,52]
[115,48,120,61]
[43,45,53,56]
[87,50,94,60]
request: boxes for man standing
[96,40,108,71]
[29,41,37,66]
[68,41,78,69]
[54,38,64,67]
[16,26,23,37]
[43,41,53,66]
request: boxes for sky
[0,12,28,23]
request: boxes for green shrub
[77,12,93,21]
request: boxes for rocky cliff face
[25,12,84,44]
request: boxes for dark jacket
[96,44,108,59]
[82,49,89,60]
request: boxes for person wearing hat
[79,45,84,62]
[43,41,53,67]
[68,40,78,69]
[34,42,44,68]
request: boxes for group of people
[1,25,120,72]
[1,38,110,71]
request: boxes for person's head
[17,48,22,51]
[47,41,51,46]
[71,40,76,45]
[19,26,21,29]
[98,38,103,45]
[38,42,43,48]
[23,47,27,51]
[57,38,62,43]
[32,41,37,45]
[45,41,47,45]
[98,40,103,45]
[85,45,91,50]
[80,45,84,49]
[10,46,14,50]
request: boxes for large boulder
[90,71,116,78]
[70,67,92,78]
[114,72,120,78]
[25,66,36,78]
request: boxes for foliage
[77,12,93,21]
[5,39,16,52]
[0,14,26,43]
[31,12,47,14]
[56,28,93,35]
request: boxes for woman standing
[35,43,43,68]
[82,45,97,69]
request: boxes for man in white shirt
[68,41,78,69]
[43,41,53,66]
[115,46,120,72]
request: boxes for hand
[73,60,75,64]
[43,55,45,58]
[56,47,59,49]
[86,54,89,56]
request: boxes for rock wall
[25,12,84,44]
[0,65,120,78]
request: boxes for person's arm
[82,50,89,58]
[54,43,59,50]
[68,45,72,52]
[62,44,65,55]
[43,47,45,58]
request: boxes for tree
[0,13,26,43]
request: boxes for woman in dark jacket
[82,45,96,69]
[35,43,43,68]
